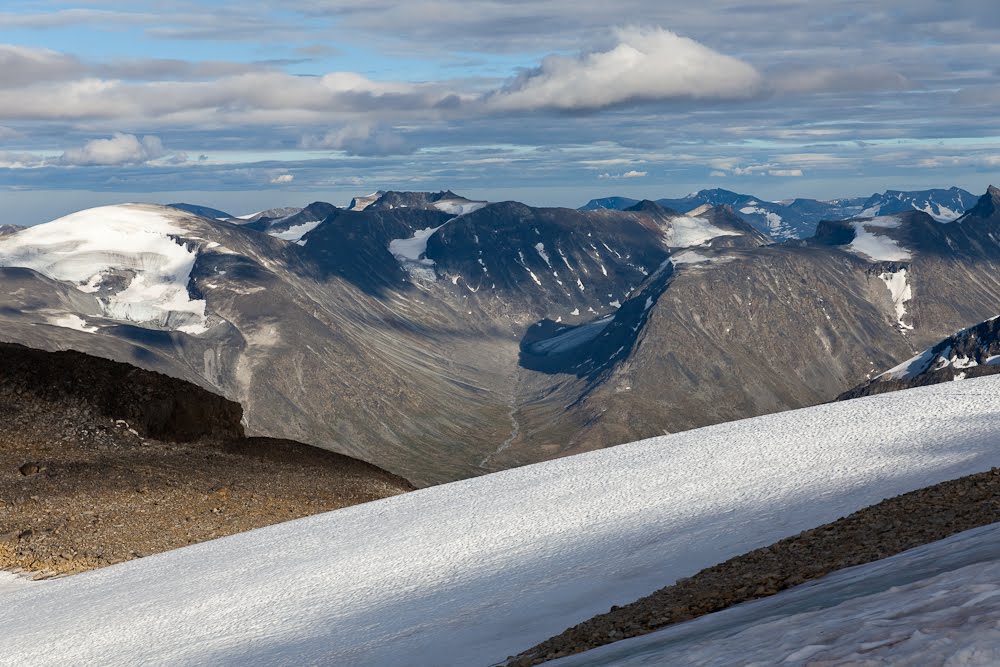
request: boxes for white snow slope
[663,215,740,248]
[552,521,1000,667]
[434,198,488,216]
[4,377,1000,666]
[848,216,912,261]
[0,205,209,333]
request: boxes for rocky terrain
[839,314,1000,400]
[582,188,870,239]
[581,187,977,239]
[0,342,412,576]
[2,188,1000,487]
[506,466,1000,665]
[857,186,977,221]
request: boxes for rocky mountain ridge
[2,187,1000,485]
[581,186,979,240]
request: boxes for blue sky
[2,0,1000,224]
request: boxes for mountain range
[1,186,999,487]
[5,183,1000,665]
[581,186,977,240]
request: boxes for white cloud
[710,161,803,177]
[0,66,456,125]
[732,164,772,176]
[598,169,647,179]
[60,133,170,166]
[271,173,294,184]
[488,27,762,112]
[0,151,46,168]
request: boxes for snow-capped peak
[0,204,210,334]
[662,214,740,248]
[858,188,977,223]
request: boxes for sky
[2,0,1000,224]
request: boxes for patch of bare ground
[0,342,412,576]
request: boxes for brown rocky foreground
[0,342,413,576]
[508,465,1000,665]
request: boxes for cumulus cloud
[271,173,295,184]
[60,133,170,166]
[487,27,762,111]
[0,151,46,169]
[709,161,803,177]
[598,170,647,179]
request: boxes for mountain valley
[3,187,1000,486]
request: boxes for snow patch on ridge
[739,205,786,236]
[433,200,487,216]
[848,216,912,261]
[534,242,552,267]
[663,215,740,248]
[48,314,98,333]
[269,220,322,244]
[0,205,210,334]
[389,225,445,281]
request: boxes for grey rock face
[839,316,1000,400]
[0,224,25,237]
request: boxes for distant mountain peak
[167,203,234,219]
[859,187,976,222]
[348,191,385,211]
[624,200,669,214]
[579,196,640,211]
[958,185,1000,222]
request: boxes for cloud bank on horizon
[0,0,999,207]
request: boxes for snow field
[0,205,209,334]
[3,377,1000,665]
[848,216,912,261]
